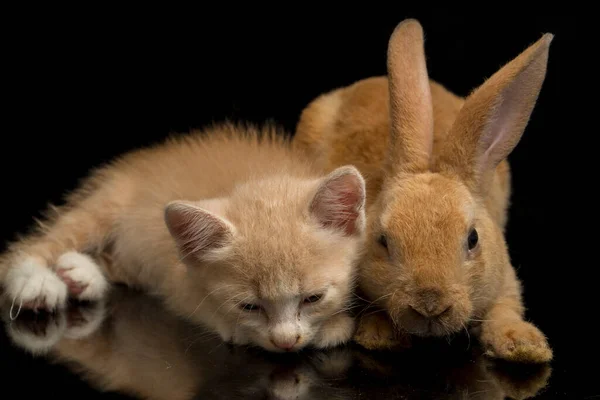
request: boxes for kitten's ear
[309,166,366,236]
[164,199,235,262]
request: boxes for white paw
[313,313,355,349]
[5,256,68,312]
[55,251,108,301]
[64,301,106,339]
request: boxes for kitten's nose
[271,336,299,350]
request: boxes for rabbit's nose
[410,288,452,318]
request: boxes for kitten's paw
[55,251,109,301]
[5,256,68,313]
[481,319,552,364]
[353,312,410,351]
[312,312,355,349]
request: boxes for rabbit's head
[359,20,553,337]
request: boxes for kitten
[0,122,367,352]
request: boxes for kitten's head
[165,165,367,352]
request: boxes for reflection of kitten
[0,123,367,352]
[3,286,354,400]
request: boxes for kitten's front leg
[479,298,552,364]
[312,312,355,349]
[1,171,129,312]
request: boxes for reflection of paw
[353,312,410,350]
[64,301,106,339]
[56,251,108,301]
[5,311,67,355]
[353,350,394,376]
[312,312,355,349]
[481,319,552,364]
[5,256,68,313]
[487,361,552,400]
[311,347,353,377]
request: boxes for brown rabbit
[293,19,553,364]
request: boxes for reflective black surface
[1,286,557,399]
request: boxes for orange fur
[0,122,368,352]
[293,19,552,363]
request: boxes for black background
[1,10,593,399]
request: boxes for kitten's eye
[303,294,323,304]
[378,234,388,249]
[240,303,261,311]
[467,228,479,251]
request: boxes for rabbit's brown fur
[293,19,552,364]
[295,77,512,230]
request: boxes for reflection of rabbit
[1,286,354,400]
[349,337,552,399]
[293,19,553,363]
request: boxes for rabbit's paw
[5,256,68,313]
[55,251,109,301]
[481,319,552,364]
[353,312,410,350]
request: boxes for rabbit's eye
[378,234,388,249]
[467,228,479,251]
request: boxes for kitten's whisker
[355,292,394,318]
[188,284,237,319]
[462,322,471,350]
[207,294,241,322]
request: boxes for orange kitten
[0,122,367,352]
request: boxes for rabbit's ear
[434,33,554,193]
[385,19,434,174]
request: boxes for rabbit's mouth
[391,300,472,338]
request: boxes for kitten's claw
[5,256,68,314]
[312,312,355,349]
[55,251,109,301]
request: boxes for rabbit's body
[293,20,552,364]
[294,76,512,230]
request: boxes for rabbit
[292,19,553,364]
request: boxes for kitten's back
[86,122,321,283]
[114,122,314,204]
